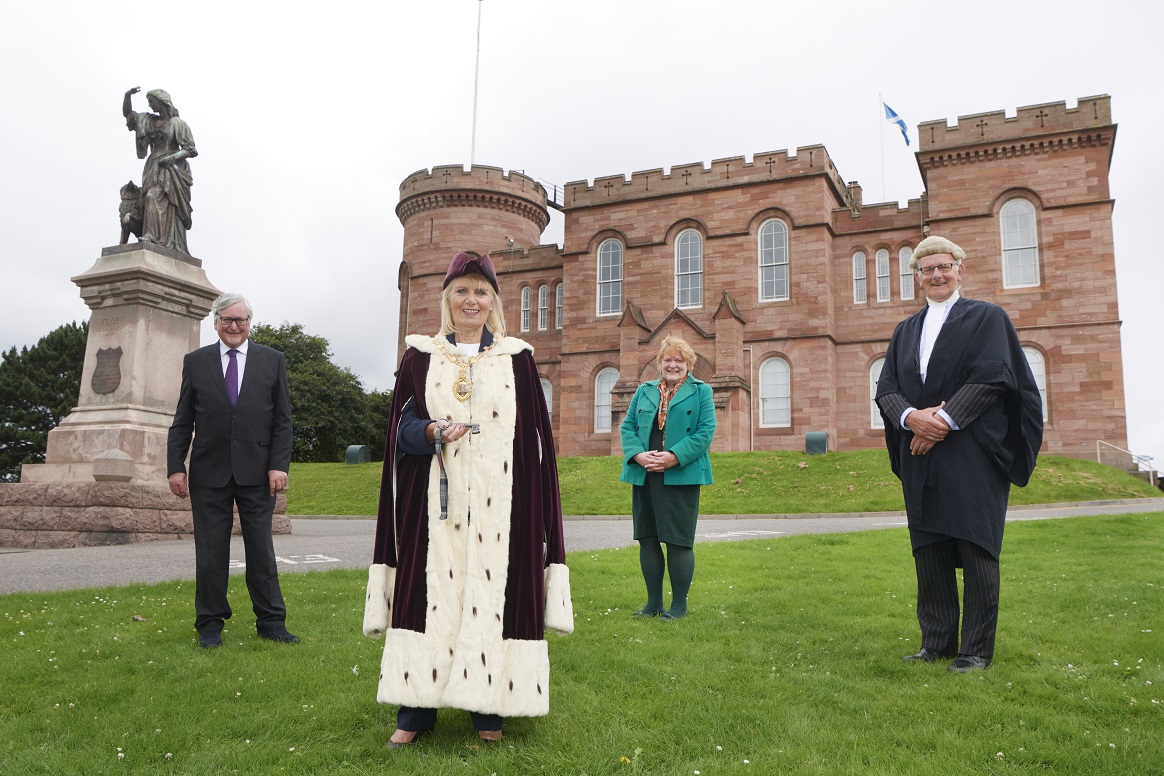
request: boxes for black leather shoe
[198,631,222,649]
[258,627,300,644]
[948,655,991,673]
[903,647,949,664]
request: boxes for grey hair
[212,293,253,321]
[909,235,967,271]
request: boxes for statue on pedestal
[121,87,198,255]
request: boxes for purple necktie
[225,349,239,407]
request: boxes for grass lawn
[288,450,1161,516]
[2,513,1161,774]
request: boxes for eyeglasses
[218,316,250,328]
[916,262,958,276]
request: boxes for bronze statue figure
[122,87,198,254]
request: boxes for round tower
[395,165,550,359]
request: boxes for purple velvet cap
[442,252,499,292]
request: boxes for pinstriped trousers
[913,538,1000,659]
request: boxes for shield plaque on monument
[92,346,123,395]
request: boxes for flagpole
[879,93,886,202]
[470,0,484,165]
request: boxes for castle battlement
[564,144,852,209]
[834,196,926,234]
[399,164,548,201]
[918,95,1112,152]
[396,164,550,231]
[489,243,564,280]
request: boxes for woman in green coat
[620,336,715,619]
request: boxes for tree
[250,322,371,463]
[365,388,393,462]
[0,321,89,482]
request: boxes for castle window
[870,357,885,429]
[852,252,867,304]
[758,219,790,302]
[555,283,563,329]
[597,239,623,316]
[520,287,531,332]
[1001,199,1040,288]
[758,357,791,428]
[537,285,549,331]
[876,249,891,302]
[899,247,915,301]
[594,368,619,432]
[676,229,703,309]
[1022,346,1048,421]
[540,378,553,415]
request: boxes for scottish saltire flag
[883,101,910,146]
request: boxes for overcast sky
[2,0,1160,470]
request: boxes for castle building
[394,95,1126,460]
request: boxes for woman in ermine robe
[363,251,573,749]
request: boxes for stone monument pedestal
[0,244,290,548]
[0,482,290,549]
[22,244,217,485]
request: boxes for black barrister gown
[362,333,573,718]
[876,298,1044,559]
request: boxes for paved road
[1,499,1161,596]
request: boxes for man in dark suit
[168,292,298,648]
[876,236,1042,673]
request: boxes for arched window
[875,249,891,302]
[597,239,623,316]
[1022,346,1048,421]
[870,358,886,429]
[539,378,553,415]
[520,287,531,332]
[675,229,703,308]
[899,246,915,301]
[1001,199,1040,288]
[758,357,791,428]
[594,368,619,432]
[537,285,549,331]
[555,283,563,329]
[758,219,789,302]
[852,252,867,304]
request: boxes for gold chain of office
[433,338,498,402]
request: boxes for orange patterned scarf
[656,375,689,443]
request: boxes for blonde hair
[438,274,508,339]
[655,335,696,373]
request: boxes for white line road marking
[697,530,784,539]
[229,554,342,569]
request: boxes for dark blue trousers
[397,706,503,733]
